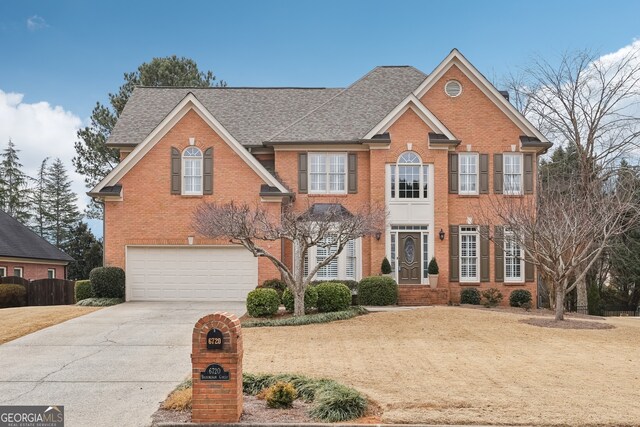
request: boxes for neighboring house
[90,49,551,304]
[0,210,74,280]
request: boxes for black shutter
[525,236,535,282]
[171,147,181,194]
[449,153,458,194]
[203,147,213,195]
[298,153,308,194]
[494,225,504,282]
[494,154,503,194]
[449,225,459,282]
[480,225,490,282]
[480,154,489,194]
[524,153,534,194]
[348,153,358,194]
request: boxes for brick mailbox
[192,312,243,423]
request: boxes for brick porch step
[398,285,450,306]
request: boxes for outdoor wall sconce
[439,229,445,241]
[375,232,382,241]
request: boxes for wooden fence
[0,276,75,306]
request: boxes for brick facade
[0,259,65,280]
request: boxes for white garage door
[126,246,258,301]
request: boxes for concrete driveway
[0,301,245,427]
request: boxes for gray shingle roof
[107,66,427,147]
[0,210,74,262]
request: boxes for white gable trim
[414,49,549,143]
[91,93,288,195]
[364,94,456,140]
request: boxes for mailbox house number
[206,328,224,350]
[200,363,230,381]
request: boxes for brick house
[90,49,551,304]
[0,210,73,280]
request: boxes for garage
[126,246,258,301]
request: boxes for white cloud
[0,90,89,214]
[26,15,48,31]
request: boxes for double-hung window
[301,237,359,281]
[459,153,478,195]
[459,226,479,282]
[182,147,203,195]
[47,268,56,279]
[316,235,339,279]
[504,230,524,281]
[504,153,523,195]
[0,267,5,277]
[13,267,23,278]
[309,153,347,194]
[390,151,429,199]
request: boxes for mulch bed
[519,317,615,329]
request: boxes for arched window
[390,151,428,199]
[183,147,203,195]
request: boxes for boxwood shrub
[509,289,532,307]
[0,284,27,308]
[282,286,318,313]
[315,282,351,313]
[89,267,125,298]
[74,280,93,302]
[357,276,398,306]
[460,287,481,305]
[261,279,287,298]
[246,288,280,317]
[311,280,358,292]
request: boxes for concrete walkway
[0,301,245,427]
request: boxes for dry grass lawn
[243,307,640,426]
[0,305,100,344]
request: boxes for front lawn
[0,305,100,344]
[242,306,640,426]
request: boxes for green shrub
[261,279,287,298]
[315,282,351,313]
[265,381,297,408]
[0,284,27,308]
[282,286,318,313]
[243,307,367,328]
[380,257,392,274]
[357,276,397,306]
[246,288,280,317]
[509,289,532,308]
[74,280,93,302]
[311,279,358,292]
[309,382,368,422]
[482,288,504,307]
[428,257,439,275]
[89,267,125,298]
[460,287,481,305]
[76,297,123,307]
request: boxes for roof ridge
[134,85,343,90]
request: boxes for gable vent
[445,80,462,97]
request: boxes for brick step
[397,285,449,306]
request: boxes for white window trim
[47,268,56,279]
[459,153,479,195]
[459,226,479,282]
[308,152,348,195]
[390,152,430,201]
[0,267,5,277]
[13,267,23,278]
[504,230,525,283]
[299,238,361,281]
[388,227,430,283]
[182,147,203,196]
[503,153,524,195]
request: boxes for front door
[398,232,421,284]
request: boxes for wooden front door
[398,232,421,284]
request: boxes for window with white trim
[13,267,23,278]
[390,152,429,199]
[459,153,478,195]
[301,237,359,281]
[182,147,203,195]
[504,230,524,281]
[503,153,523,195]
[459,226,479,282]
[309,153,347,194]
[0,267,6,277]
[47,268,56,279]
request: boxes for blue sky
[0,0,639,236]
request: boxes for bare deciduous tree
[193,202,385,316]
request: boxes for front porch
[397,285,449,306]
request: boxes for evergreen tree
[45,159,81,248]
[0,139,31,224]
[30,157,50,237]
[64,222,103,280]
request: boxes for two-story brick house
[90,49,551,304]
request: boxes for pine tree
[0,139,31,224]
[64,222,103,280]
[30,158,50,237]
[45,159,81,248]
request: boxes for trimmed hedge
[89,267,125,298]
[0,284,27,308]
[357,276,398,306]
[246,288,280,317]
[282,286,318,313]
[460,287,481,305]
[315,282,351,313]
[262,279,287,298]
[311,279,358,292]
[381,257,392,274]
[243,307,367,328]
[509,289,532,307]
[428,258,439,275]
[76,297,123,307]
[74,280,93,302]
